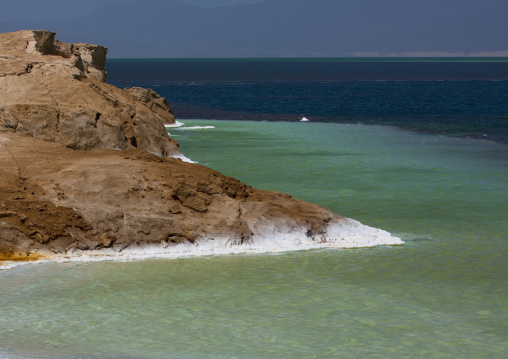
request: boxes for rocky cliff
[0,30,180,157]
[0,31,402,265]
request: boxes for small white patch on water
[178,126,216,130]
[164,120,185,128]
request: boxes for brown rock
[124,87,175,125]
[0,132,401,261]
[0,132,315,258]
[0,30,180,157]
[0,30,402,263]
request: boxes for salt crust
[0,219,403,270]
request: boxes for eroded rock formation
[0,31,402,264]
[0,30,179,157]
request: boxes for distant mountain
[1,0,507,57]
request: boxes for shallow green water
[175,120,507,240]
[1,121,507,358]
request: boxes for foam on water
[0,261,30,272]
[168,152,195,163]
[164,121,214,164]
[164,120,217,130]
[164,120,185,128]
[177,126,216,130]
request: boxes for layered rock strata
[0,31,402,264]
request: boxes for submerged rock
[0,31,402,263]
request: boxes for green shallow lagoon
[1,120,507,358]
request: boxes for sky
[175,0,266,7]
[0,0,266,22]
[1,0,507,58]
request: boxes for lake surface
[0,59,507,358]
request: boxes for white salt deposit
[0,218,402,269]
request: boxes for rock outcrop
[0,131,402,262]
[0,31,402,265]
[0,30,180,157]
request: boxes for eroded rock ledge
[0,31,402,264]
[0,30,180,157]
[0,132,402,262]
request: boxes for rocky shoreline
[0,30,402,267]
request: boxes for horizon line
[106,56,508,62]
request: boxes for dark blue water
[106,59,508,142]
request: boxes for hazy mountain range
[1,0,507,58]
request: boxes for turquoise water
[1,120,507,358]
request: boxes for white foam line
[169,152,196,163]
[0,261,32,271]
[0,219,403,270]
[164,120,185,128]
[177,126,216,130]
[147,150,195,163]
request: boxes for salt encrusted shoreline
[1,30,402,265]
[0,219,402,270]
